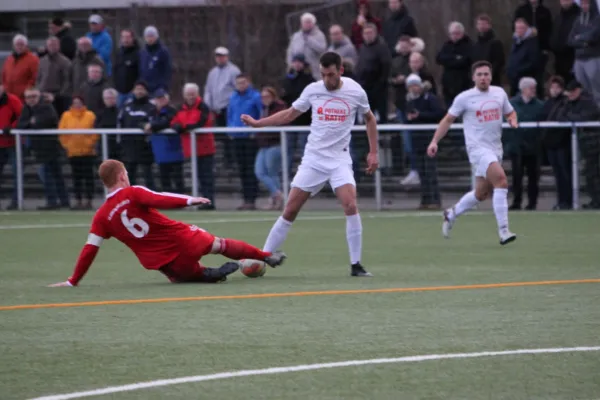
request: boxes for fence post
[190,131,199,198]
[15,133,23,211]
[101,133,109,196]
[280,131,289,202]
[571,125,579,210]
[375,138,382,211]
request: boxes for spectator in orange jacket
[58,95,98,209]
[171,83,216,210]
[1,35,40,100]
[0,84,23,210]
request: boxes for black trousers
[196,155,215,204]
[579,132,600,205]
[547,147,572,208]
[510,154,540,207]
[233,138,258,203]
[365,86,388,124]
[215,109,235,167]
[415,145,440,206]
[158,161,184,193]
[125,161,155,191]
[69,156,95,202]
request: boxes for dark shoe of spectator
[5,203,18,211]
[236,203,256,211]
[582,202,600,210]
[418,203,442,211]
[525,204,536,211]
[38,204,61,211]
[70,201,84,211]
[197,203,216,211]
[509,204,522,211]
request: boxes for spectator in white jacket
[328,25,359,66]
[286,13,327,80]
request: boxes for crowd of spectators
[0,0,599,211]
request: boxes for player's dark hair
[319,52,342,70]
[471,60,492,75]
[236,73,250,81]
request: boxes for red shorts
[160,228,215,283]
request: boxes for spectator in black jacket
[95,88,119,159]
[471,14,505,86]
[118,80,156,189]
[436,21,473,107]
[507,18,541,96]
[551,0,580,84]
[17,88,69,210]
[557,80,600,208]
[113,30,140,108]
[281,54,314,172]
[568,0,600,107]
[79,64,108,117]
[49,18,76,60]
[405,74,445,209]
[356,23,392,123]
[542,76,571,210]
[382,0,418,56]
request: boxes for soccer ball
[239,259,267,278]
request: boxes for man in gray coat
[328,25,358,66]
[72,36,104,93]
[286,13,327,80]
[568,0,600,106]
[37,36,72,116]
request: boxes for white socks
[451,190,480,220]
[493,188,510,234]
[346,214,362,265]
[263,216,292,252]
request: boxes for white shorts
[470,149,502,178]
[290,163,355,196]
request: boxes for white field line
[28,346,600,400]
[0,212,453,230]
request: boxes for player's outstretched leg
[442,177,489,238]
[487,162,516,245]
[263,187,311,256]
[212,238,286,267]
[335,184,372,277]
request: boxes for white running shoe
[442,208,455,239]
[400,170,420,185]
[499,231,517,245]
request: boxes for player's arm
[131,186,211,209]
[364,110,379,175]
[427,113,457,157]
[242,107,303,128]
[505,110,518,128]
[48,220,106,287]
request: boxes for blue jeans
[42,159,70,207]
[117,93,132,108]
[397,110,417,171]
[0,147,17,206]
[254,146,282,195]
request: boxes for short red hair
[98,159,125,187]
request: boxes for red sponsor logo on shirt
[317,98,351,123]
[476,100,501,123]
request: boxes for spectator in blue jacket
[86,14,113,76]
[139,26,172,95]
[143,89,183,193]
[227,74,262,210]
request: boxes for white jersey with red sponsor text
[292,77,370,170]
[447,86,514,161]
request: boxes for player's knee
[342,200,358,216]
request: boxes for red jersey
[68,186,207,285]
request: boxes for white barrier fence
[10,121,600,211]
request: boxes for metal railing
[11,121,600,211]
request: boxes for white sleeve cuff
[187,198,193,206]
[86,233,104,247]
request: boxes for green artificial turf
[0,210,599,399]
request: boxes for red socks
[220,238,271,260]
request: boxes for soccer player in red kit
[48,160,286,287]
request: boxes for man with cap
[143,89,184,194]
[49,17,76,60]
[139,26,172,95]
[557,80,600,208]
[404,73,445,209]
[118,80,156,190]
[203,46,240,167]
[86,14,113,76]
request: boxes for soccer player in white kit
[427,61,519,245]
[241,52,379,276]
